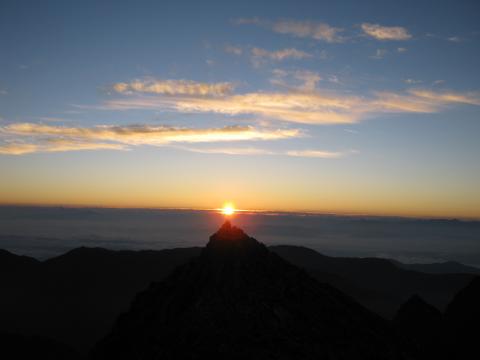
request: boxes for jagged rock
[444,276,480,359]
[0,332,80,360]
[92,221,411,360]
[393,294,443,359]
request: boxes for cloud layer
[0,123,301,155]
[101,87,480,125]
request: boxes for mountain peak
[204,221,267,258]
[93,225,410,360]
[213,220,246,241]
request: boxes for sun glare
[222,203,235,216]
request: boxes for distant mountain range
[1,224,479,358]
[390,259,480,275]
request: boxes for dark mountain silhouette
[0,332,80,360]
[0,249,39,273]
[391,260,480,275]
[443,276,480,359]
[91,221,411,360]
[1,241,475,355]
[393,295,443,359]
[0,246,201,355]
[269,245,474,316]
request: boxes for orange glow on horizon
[221,202,235,216]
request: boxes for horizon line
[1,202,479,222]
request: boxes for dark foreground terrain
[1,223,479,359]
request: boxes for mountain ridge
[0,238,475,354]
[91,221,411,359]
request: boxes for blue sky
[1,0,479,218]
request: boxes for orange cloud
[0,123,301,155]
[0,140,125,155]
[112,78,234,97]
[101,87,480,125]
[285,150,346,158]
[361,23,411,40]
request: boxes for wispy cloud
[233,17,262,25]
[272,20,344,42]
[250,47,312,68]
[180,146,349,158]
[361,23,411,40]
[0,123,301,155]
[370,49,387,59]
[99,87,480,125]
[447,36,462,43]
[179,146,275,156]
[111,78,235,97]
[0,139,126,155]
[404,79,422,84]
[285,149,347,158]
[235,18,344,43]
[408,89,480,105]
[224,45,243,55]
[251,47,312,61]
[103,92,363,124]
[270,69,322,91]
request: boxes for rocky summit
[91,221,411,360]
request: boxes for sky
[1,0,479,218]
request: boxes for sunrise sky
[1,0,479,218]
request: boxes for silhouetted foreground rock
[92,221,411,360]
[444,276,480,359]
[393,295,443,359]
[0,332,80,360]
[392,277,480,360]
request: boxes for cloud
[447,36,462,43]
[111,78,235,97]
[0,140,125,155]
[285,150,347,158]
[99,87,480,125]
[0,123,301,155]
[272,20,344,42]
[233,17,262,25]
[3,123,301,144]
[225,45,243,55]
[251,47,312,61]
[179,146,275,156]
[235,18,343,43]
[0,142,42,155]
[361,23,411,40]
[270,69,322,91]
[404,79,422,84]
[397,47,407,53]
[370,49,387,59]
[180,146,348,158]
[408,89,480,106]
[103,92,363,124]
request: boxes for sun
[221,203,235,216]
